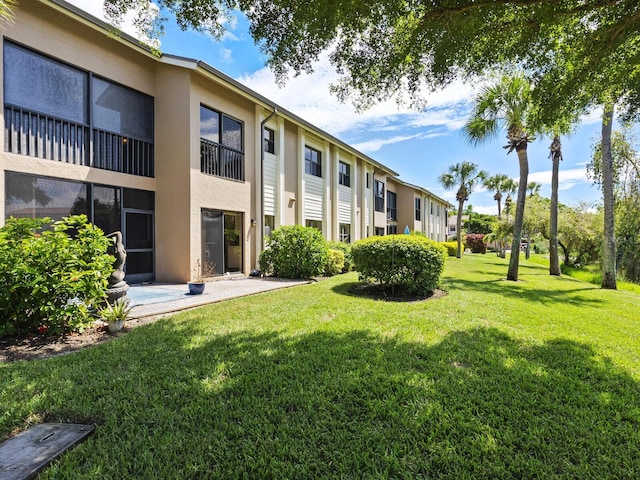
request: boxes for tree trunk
[601,103,617,289]
[549,137,561,276]
[456,200,464,258]
[558,240,570,266]
[507,146,529,281]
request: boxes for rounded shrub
[465,233,487,254]
[259,225,328,279]
[0,215,113,337]
[440,241,458,257]
[351,234,447,296]
[327,241,353,272]
[324,248,345,276]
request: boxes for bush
[465,233,487,254]
[259,225,328,279]
[440,241,458,257]
[0,215,113,337]
[327,241,353,272]
[324,249,345,276]
[351,235,447,296]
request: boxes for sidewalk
[126,277,311,320]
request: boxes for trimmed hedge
[440,241,458,257]
[0,215,113,337]
[324,249,345,276]
[259,225,328,279]
[327,241,353,272]
[465,233,487,254]
[351,235,447,296]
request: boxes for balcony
[200,138,244,181]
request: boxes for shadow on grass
[2,321,639,478]
[443,274,604,307]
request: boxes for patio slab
[127,277,311,320]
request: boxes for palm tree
[439,161,487,258]
[548,135,562,276]
[527,182,541,197]
[483,173,511,218]
[484,173,516,257]
[464,74,532,281]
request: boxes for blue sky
[71,1,619,214]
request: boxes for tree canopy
[105,0,640,122]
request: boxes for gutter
[258,107,278,265]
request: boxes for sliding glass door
[201,209,243,275]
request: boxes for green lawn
[1,254,639,479]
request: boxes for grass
[1,254,640,478]
[526,252,640,294]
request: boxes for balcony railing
[4,105,154,177]
[4,105,88,165]
[93,128,154,177]
[201,138,244,181]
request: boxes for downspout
[258,107,277,269]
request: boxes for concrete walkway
[126,277,311,320]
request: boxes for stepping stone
[0,423,94,480]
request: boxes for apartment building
[0,0,451,283]
[387,178,451,241]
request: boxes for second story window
[305,145,322,177]
[4,41,154,177]
[374,180,384,212]
[200,105,244,181]
[387,191,397,221]
[339,161,351,187]
[415,197,421,221]
[264,127,275,154]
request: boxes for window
[366,173,370,189]
[374,180,384,212]
[339,223,351,243]
[375,227,385,236]
[430,203,434,215]
[5,171,87,221]
[264,215,275,240]
[305,146,322,177]
[387,191,397,221]
[339,161,351,187]
[4,42,154,177]
[415,198,421,221]
[263,127,275,154]
[387,225,398,235]
[200,105,244,181]
[306,219,322,231]
[6,171,155,280]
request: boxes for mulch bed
[348,283,448,302]
[0,323,123,363]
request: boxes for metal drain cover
[0,423,94,480]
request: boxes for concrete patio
[126,276,311,320]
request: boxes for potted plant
[98,297,132,333]
[188,259,213,295]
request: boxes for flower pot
[107,320,124,333]
[188,282,205,295]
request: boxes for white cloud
[219,47,233,63]
[472,205,498,215]
[237,54,477,137]
[352,134,422,153]
[528,167,588,188]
